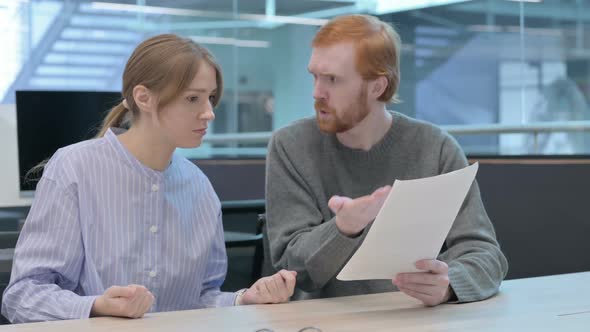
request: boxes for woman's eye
[209,95,216,103]
[188,96,199,103]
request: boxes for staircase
[410,11,476,82]
[2,2,147,103]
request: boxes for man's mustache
[315,100,334,113]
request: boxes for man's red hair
[312,14,401,103]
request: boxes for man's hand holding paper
[393,259,452,306]
[335,163,480,305]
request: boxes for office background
[0,0,589,293]
[2,0,590,206]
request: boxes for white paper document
[337,163,479,281]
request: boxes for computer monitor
[16,90,121,195]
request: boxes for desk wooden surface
[1,272,589,331]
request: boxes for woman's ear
[132,85,156,115]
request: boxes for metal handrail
[202,120,590,144]
[443,120,590,135]
[204,132,272,144]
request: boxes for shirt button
[151,184,159,192]
[149,270,157,278]
[150,225,158,233]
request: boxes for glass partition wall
[2,0,589,157]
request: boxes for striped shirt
[1,128,236,323]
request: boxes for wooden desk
[1,272,588,331]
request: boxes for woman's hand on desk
[392,259,452,307]
[238,270,297,305]
[91,284,155,318]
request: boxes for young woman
[1,34,296,324]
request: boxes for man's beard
[314,84,370,134]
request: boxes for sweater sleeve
[437,134,509,302]
[265,132,364,292]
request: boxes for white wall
[0,104,33,207]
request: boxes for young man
[265,15,508,306]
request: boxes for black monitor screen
[16,90,121,192]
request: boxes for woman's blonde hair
[97,33,223,137]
